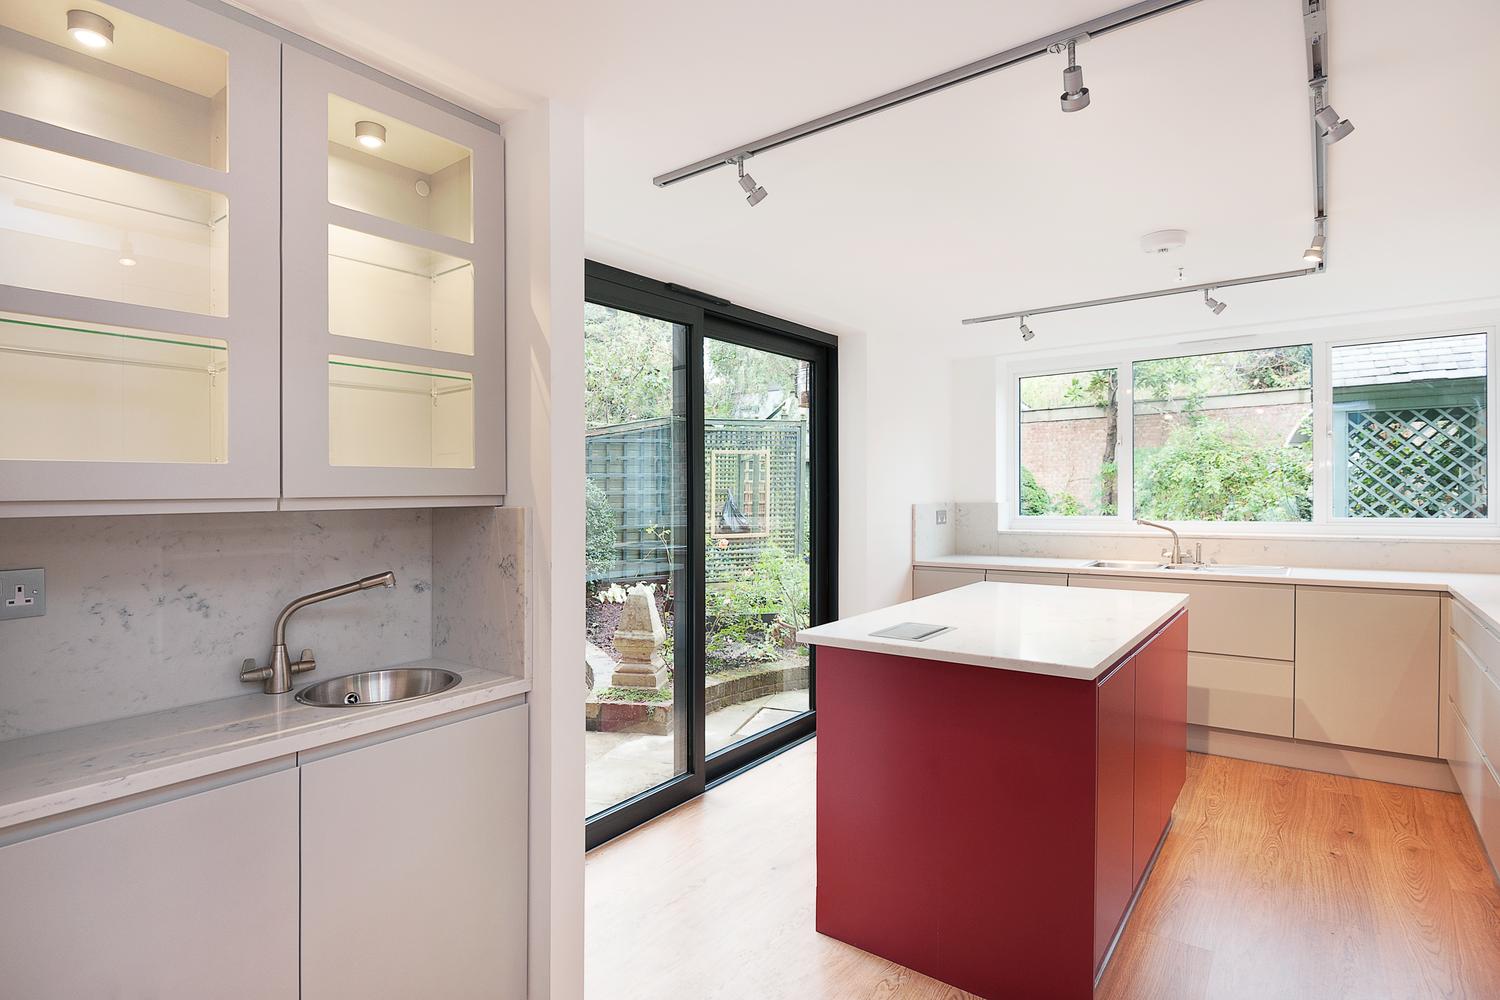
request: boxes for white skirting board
[1189,724,1459,793]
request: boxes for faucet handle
[292,649,317,674]
[240,658,271,683]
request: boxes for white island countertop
[0,660,528,834]
[797,581,1185,681]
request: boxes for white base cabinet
[300,705,528,999]
[0,767,300,999]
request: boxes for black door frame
[585,261,838,850]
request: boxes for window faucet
[240,571,396,694]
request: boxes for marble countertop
[797,582,1186,680]
[0,660,529,833]
[914,554,1500,635]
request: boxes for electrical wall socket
[936,509,948,525]
[1,568,45,621]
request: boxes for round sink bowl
[295,667,461,707]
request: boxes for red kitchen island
[799,581,1188,1000]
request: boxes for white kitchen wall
[0,505,528,741]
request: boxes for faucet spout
[242,571,397,695]
[1135,519,1184,565]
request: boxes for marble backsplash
[0,507,527,740]
[936,501,1500,574]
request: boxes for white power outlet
[0,568,45,621]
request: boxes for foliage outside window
[1133,346,1313,523]
[1018,368,1119,517]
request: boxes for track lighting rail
[650,0,1205,188]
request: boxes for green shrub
[585,478,617,581]
[1020,467,1052,516]
[1136,421,1312,522]
[703,542,810,671]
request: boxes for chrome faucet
[241,571,396,694]
[1135,519,1197,566]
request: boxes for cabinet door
[0,767,299,998]
[281,47,505,500]
[1294,587,1440,756]
[1069,575,1295,660]
[1093,656,1136,970]
[912,566,983,597]
[300,706,528,999]
[0,0,280,508]
[1133,613,1187,882]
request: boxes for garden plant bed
[585,657,809,735]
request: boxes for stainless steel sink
[1085,559,1167,570]
[295,667,461,707]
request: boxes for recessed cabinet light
[67,9,114,49]
[354,120,387,150]
[118,239,137,267]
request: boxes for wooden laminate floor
[585,741,1500,1000]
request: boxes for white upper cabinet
[280,47,505,501]
[0,0,280,509]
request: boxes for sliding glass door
[584,265,835,848]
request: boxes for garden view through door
[702,337,812,756]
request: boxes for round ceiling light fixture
[67,9,114,49]
[1139,229,1188,255]
[354,120,387,150]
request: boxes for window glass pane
[327,95,471,242]
[1133,347,1312,522]
[0,310,227,464]
[1018,368,1119,517]
[1331,333,1488,519]
[327,355,472,468]
[0,139,229,315]
[0,1,229,169]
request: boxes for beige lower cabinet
[1067,575,1295,661]
[1187,652,1294,737]
[0,767,300,999]
[1450,709,1500,871]
[1294,587,1440,757]
[984,569,1068,586]
[300,705,528,1000]
[913,566,984,597]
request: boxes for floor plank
[585,742,1500,999]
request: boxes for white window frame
[1001,315,1499,539]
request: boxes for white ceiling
[235,0,1500,355]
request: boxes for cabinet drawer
[1187,652,1293,738]
[1450,711,1500,875]
[1455,635,1500,769]
[1068,575,1294,660]
[913,567,984,598]
[984,569,1068,587]
[1453,601,1500,677]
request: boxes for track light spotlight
[1057,38,1091,112]
[1303,232,1326,265]
[1315,105,1354,144]
[1019,316,1034,342]
[735,156,767,207]
[1203,289,1227,316]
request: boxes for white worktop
[0,660,528,833]
[797,581,1185,681]
[914,554,1500,636]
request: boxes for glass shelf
[0,138,229,314]
[328,355,473,469]
[328,225,472,354]
[326,94,471,241]
[0,0,229,169]
[0,310,228,464]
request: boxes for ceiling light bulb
[1019,317,1034,342]
[1302,232,1326,265]
[1314,105,1354,144]
[67,9,114,48]
[354,120,387,149]
[1059,39,1090,113]
[118,238,136,267]
[735,157,768,207]
[1203,289,1227,315]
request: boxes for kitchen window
[1008,326,1496,534]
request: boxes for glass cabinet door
[280,46,504,501]
[0,0,279,508]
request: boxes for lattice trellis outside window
[709,449,772,539]
[1335,402,1488,518]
